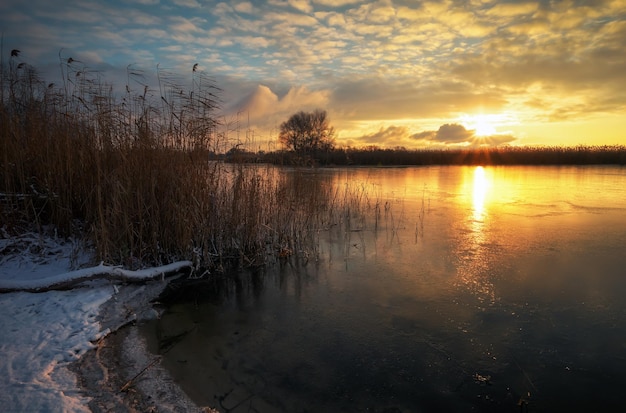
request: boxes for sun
[460,114,499,137]
[473,117,497,136]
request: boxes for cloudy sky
[1,0,625,150]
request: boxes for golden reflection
[472,166,490,221]
[456,166,496,304]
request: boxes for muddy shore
[70,280,218,413]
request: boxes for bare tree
[279,109,335,154]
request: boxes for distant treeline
[230,145,626,166]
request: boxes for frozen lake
[142,165,626,412]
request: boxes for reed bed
[0,52,376,272]
[261,144,626,166]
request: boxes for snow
[0,231,191,412]
[0,260,193,292]
[0,288,111,412]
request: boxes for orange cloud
[233,84,330,125]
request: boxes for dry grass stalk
[1,52,380,272]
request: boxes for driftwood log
[0,261,193,293]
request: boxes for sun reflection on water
[456,166,497,304]
[472,166,490,221]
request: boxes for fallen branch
[0,261,193,293]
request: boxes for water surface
[142,166,626,412]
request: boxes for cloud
[236,36,271,49]
[313,0,361,6]
[265,11,318,26]
[345,123,518,148]
[135,0,626,125]
[268,0,312,12]
[235,85,279,118]
[233,2,255,13]
[172,0,202,8]
[168,16,206,34]
[412,130,436,141]
[352,125,412,147]
[127,0,159,4]
[348,2,397,24]
[288,0,313,14]
[434,123,475,143]
[231,84,330,126]
[485,2,538,17]
[480,134,517,146]
[331,76,508,121]
[409,124,518,147]
[321,12,347,26]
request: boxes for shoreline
[71,280,216,413]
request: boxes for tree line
[230,108,626,166]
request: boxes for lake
[141,165,626,412]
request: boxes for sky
[1,0,625,150]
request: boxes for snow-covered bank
[0,288,112,412]
[0,260,193,292]
[0,231,194,412]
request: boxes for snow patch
[0,288,112,412]
[0,230,192,412]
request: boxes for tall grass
[0,52,375,271]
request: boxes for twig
[119,357,161,392]
[513,357,538,393]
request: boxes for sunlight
[472,166,490,220]
[460,114,505,137]
[475,118,497,136]
[454,166,496,305]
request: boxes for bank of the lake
[71,298,210,413]
[0,231,209,412]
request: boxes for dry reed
[0,51,375,272]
